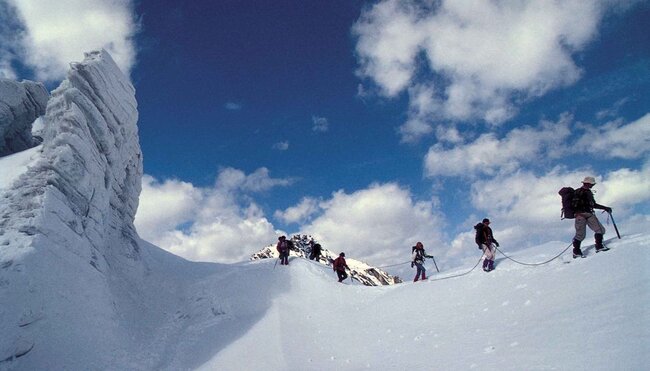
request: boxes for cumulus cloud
[576,113,650,159]
[272,141,289,151]
[294,183,445,267]
[5,0,137,81]
[274,197,320,224]
[424,115,572,177]
[135,168,292,263]
[354,0,606,141]
[135,175,202,241]
[312,116,329,133]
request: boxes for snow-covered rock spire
[1,49,143,264]
[0,50,143,363]
[0,78,49,156]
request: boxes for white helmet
[582,176,596,185]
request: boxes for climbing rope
[494,242,573,266]
[426,255,483,282]
[375,261,411,269]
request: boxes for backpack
[474,223,484,249]
[558,187,575,219]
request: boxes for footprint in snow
[484,346,496,353]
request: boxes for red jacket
[276,240,288,253]
[333,256,348,272]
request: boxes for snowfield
[5,229,648,369]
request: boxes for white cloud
[224,102,242,110]
[0,59,16,79]
[424,115,572,177]
[216,167,293,193]
[274,197,320,224]
[576,114,650,159]
[134,175,202,241]
[6,0,137,81]
[354,0,607,140]
[272,141,289,151]
[135,168,292,263]
[312,116,329,132]
[297,183,445,266]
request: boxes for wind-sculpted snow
[0,50,145,366]
[0,78,49,156]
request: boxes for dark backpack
[474,223,484,249]
[558,187,575,219]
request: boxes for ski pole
[608,211,621,239]
[274,257,279,269]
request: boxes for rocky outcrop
[251,234,403,285]
[0,79,49,156]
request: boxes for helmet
[339,252,345,257]
[482,218,490,224]
[582,176,596,185]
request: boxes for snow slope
[191,235,650,370]
[3,229,648,369]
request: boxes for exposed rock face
[251,234,403,285]
[0,78,49,156]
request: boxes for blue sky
[1,0,649,270]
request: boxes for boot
[422,273,427,280]
[483,259,489,272]
[413,275,419,282]
[594,233,609,252]
[488,260,494,271]
[572,239,584,258]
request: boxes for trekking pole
[608,211,621,239]
[429,255,440,273]
[273,257,279,269]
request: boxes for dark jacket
[474,223,498,246]
[412,247,431,264]
[333,256,349,272]
[574,187,607,213]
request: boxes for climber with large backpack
[566,176,612,258]
[276,236,290,265]
[411,242,433,282]
[474,218,499,272]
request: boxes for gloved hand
[411,262,414,268]
[494,241,500,247]
[604,206,612,213]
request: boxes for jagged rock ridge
[251,234,402,285]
